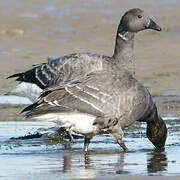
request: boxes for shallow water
[0,0,180,179]
[0,115,180,179]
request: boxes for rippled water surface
[0,116,180,179]
[0,0,180,179]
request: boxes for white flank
[33,112,96,134]
[8,82,42,103]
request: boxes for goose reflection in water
[60,149,168,177]
[147,150,167,174]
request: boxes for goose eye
[138,15,142,18]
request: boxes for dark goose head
[118,8,161,36]
[113,8,162,75]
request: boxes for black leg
[54,128,74,143]
[117,140,128,152]
[67,129,74,142]
[110,124,128,152]
[84,137,91,152]
[54,127,66,136]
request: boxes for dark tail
[21,89,53,114]
[22,104,71,119]
[6,72,24,79]
[21,101,40,114]
[7,67,45,89]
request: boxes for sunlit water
[0,103,180,179]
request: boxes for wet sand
[1,0,180,97]
[0,0,180,179]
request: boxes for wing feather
[7,53,105,90]
[23,71,154,126]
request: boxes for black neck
[146,107,167,150]
[112,29,135,75]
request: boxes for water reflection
[61,149,168,177]
[147,150,167,174]
[84,153,93,169]
[62,153,94,174]
[115,153,128,174]
[63,154,71,172]
[0,120,178,178]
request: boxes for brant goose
[22,71,167,152]
[7,8,161,103]
[8,8,166,147]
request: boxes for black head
[146,108,167,151]
[118,8,161,33]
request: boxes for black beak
[147,18,162,31]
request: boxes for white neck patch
[118,31,128,41]
[146,19,151,28]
